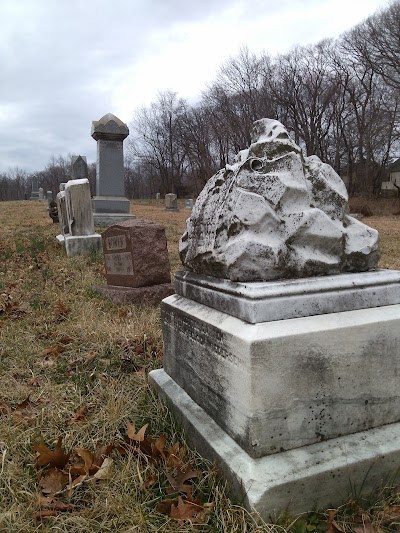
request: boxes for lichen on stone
[180,118,379,282]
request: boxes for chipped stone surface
[180,118,379,281]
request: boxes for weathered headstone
[150,118,400,519]
[38,188,44,200]
[156,192,161,200]
[63,179,102,256]
[95,219,174,304]
[71,155,88,180]
[46,191,53,203]
[91,113,134,227]
[184,198,193,209]
[30,176,39,200]
[165,193,178,211]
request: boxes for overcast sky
[0,0,389,174]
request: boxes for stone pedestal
[149,270,400,517]
[30,176,39,200]
[91,113,135,227]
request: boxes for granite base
[95,283,174,305]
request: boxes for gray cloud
[0,0,387,173]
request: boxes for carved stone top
[91,113,129,141]
[180,118,380,282]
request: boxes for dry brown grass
[0,199,399,532]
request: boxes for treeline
[127,1,400,198]
[0,156,96,202]
[1,1,399,201]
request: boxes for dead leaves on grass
[32,422,212,524]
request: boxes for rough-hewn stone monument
[150,118,400,519]
[95,219,174,304]
[91,113,134,227]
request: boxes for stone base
[92,196,131,214]
[55,234,65,244]
[165,207,179,212]
[161,294,400,458]
[94,283,174,305]
[175,269,400,323]
[93,213,135,228]
[64,234,102,257]
[149,368,400,519]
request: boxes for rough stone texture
[95,283,174,305]
[150,368,400,519]
[161,294,400,459]
[165,193,178,211]
[101,218,171,288]
[175,269,400,323]
[71,155,88,180]
[180,118,379,281]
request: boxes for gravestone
[30,176,39,200]
[95,219,174,304]
[71,155,88,180]
[149,118,400,519]
[46,191,53,203]
[55,183,69,243]
[38,188,44,200]
[156,192,161,200]
[63,179,102,256]
[184,198,193,209]
[165,193,178,211]
[91,113,134,227]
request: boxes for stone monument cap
[91,113,129,141]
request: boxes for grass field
[0,199,400,532]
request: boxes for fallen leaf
[84,351,97,364]
[53,300,70,318]
[170,496,204,523]
[15,395,32,411]
[39,468,68,495]
[143,473,157,489]
[43,344,67,357]
[34,436,71,469]
[69,406,88,423]
[38,494,74,511]
[127,422,148,442]
[166,464,200,495]
[33,509,59,521]
[327,509,344,533]
[93,457,113,480]
[156,498,179,514]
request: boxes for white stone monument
[91,113,134,227]
[150,118,400,519]
[64,179,102,256]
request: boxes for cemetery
[0,116,400,530]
